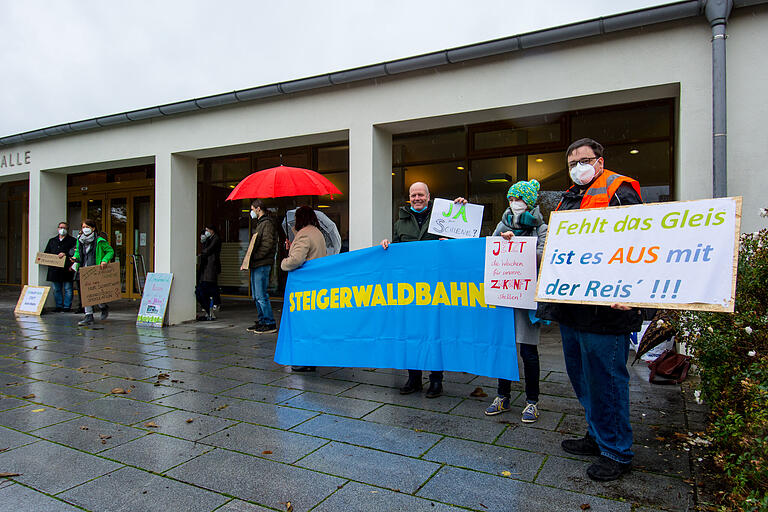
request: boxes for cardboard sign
[240,233,258,270]
[484,236,538,309]
[536,197,741,312]
[137,273,173,327]
[35,252,66,267]
[79,262,122,307]
[14,285,50,315]
[428,198,484,239]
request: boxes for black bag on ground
[647,349,691,384]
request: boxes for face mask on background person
[509,199,528,214]
[58,228,67,236]
[250,209,258,219]
[569,160,599,186]
[81,227,93,236]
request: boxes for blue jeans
[250,265,275,326]
[560,324,633,464]
[51,281,73,309]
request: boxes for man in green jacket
[72,219,115,326]
[381,181,444,398]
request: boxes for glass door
[132,195,153,295]
[107,196,128,293]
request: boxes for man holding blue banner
[382,181,445,398]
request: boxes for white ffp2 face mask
[58,228,67,236]
[81,227,93,236]
[250,210,257,219]
[569,162,598,186]
[510,200,528,214]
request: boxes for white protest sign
[15,285,50,315]
[428,198,484,239]
[137,273,173,327]
[484,236,538,309]
[536,197,741,312]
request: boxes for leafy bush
[675,224,768,511]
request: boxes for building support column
[348,124,392,250]
[154,153,197,324]
[27,171,67,299]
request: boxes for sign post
[137,273,173,327]
[484,236,538,309]
[35,252,66,267]
[79,262,122,307]
[536,197,741,312]
[428,198,484,239]
[15,286,51,315]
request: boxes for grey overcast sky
[0,0,666,137]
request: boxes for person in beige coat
[281,206,327,272]
[281,206,327,372]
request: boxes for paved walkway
[0,297,701,511]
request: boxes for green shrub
[675,225,768,511]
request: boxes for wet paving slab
[0,300,698,511]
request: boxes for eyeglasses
[567,156,600,169]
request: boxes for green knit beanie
[506,179,540,208]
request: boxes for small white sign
[139,233,147,246]
[484,236,538,310]
[115,231,123,246]
[428,198,484,239]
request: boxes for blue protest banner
[275,238,519,380]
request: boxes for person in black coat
[44,221,77,312]
[196,223,222,320]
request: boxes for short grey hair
[409,181,430,195]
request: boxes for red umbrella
[226,165,342,200]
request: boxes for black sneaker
[255,324,277,334]
[399,379,423,395]
[425,381,443,399]
[78,314,95,326]
[54,307,63,313]
[100,305,109,320]
[246,322,263,333]
[561,434,601,456]
[586,456,632,481]
[291,366,316,372]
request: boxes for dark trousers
[498,343,540,403]
[195,281,220,312]
[408,369,443,383]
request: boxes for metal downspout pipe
[704,0,733,198]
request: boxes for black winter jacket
[392,203,440,244]
[249,215,277,269]
[44,235,76,282]
[540,182,644,334]
[199,233,221,283]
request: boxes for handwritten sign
[79,262,122,307]
[14,285,50,315]
[536,197,741,312]
[484,236,538,309]
[428,198,484,239]
[35,252,66,267]
[137,273,173,327]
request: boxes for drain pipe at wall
[704,0,733,198]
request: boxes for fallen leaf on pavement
[110,388,128,394]
[80,426,89,431]
[22,394,36,399]
[214,404,228,411]
[0,472,22,478]
[0,448,8,453]
[501,470,512,477]
[186,418,194,424]
[285,502,294,512]
[470,387,488,397]
[99,434,111,440]
[144,422,159,428]
[580,504,591,510]
[31,408,45,412]
[479,504,488,509]
[262,450,272,455]
[156,373,170,380]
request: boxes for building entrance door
[67,185,154,299]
